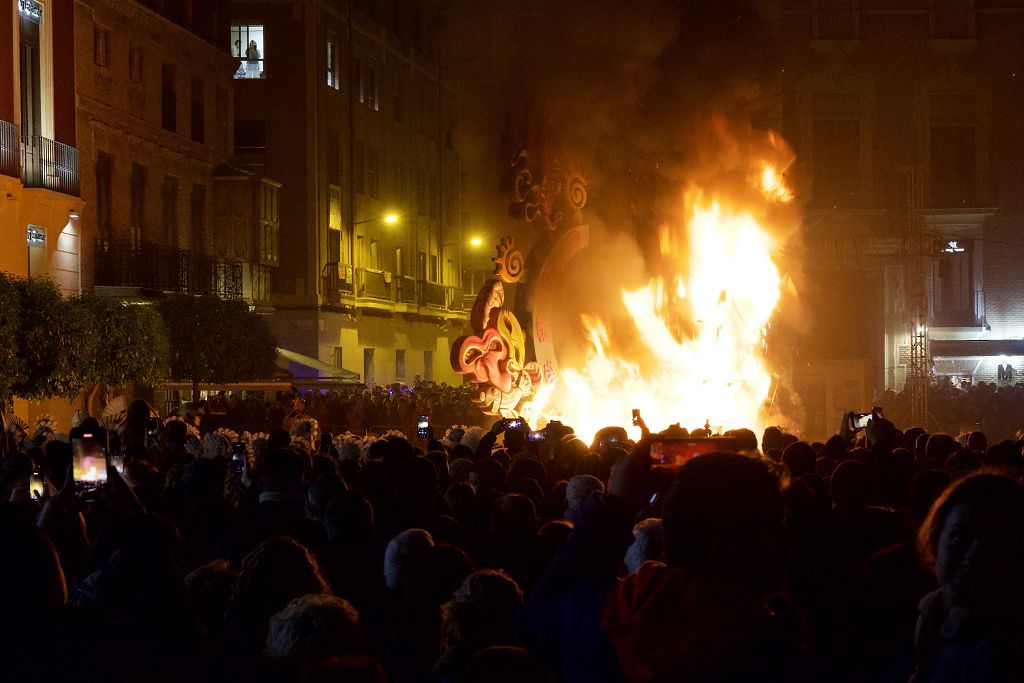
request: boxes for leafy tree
[75,296,170,411]
[0,273,23,404]
[13,277,97,400]
[159,296,278,400]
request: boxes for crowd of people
[193,383,490,438]
[881,380,1024,443]
[3,397,1024,682]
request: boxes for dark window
[366,65,378,111]
[366,146,380,198]
[130,163,147,243]
[94,25,109,67]
[96,154,113,241]
[396,349,405,381]
[234,120,266,152]
[423,350,433,381]
[19,1,42,138]
[930,125,976,207]
[416,169,426,215]
[129,42,144,82]
[328,228,341,263]
[811,119,861,207]
[190,78,204,143]
[191,184,206,253]
[931,241,977,327]
[161,63,177,132]
[363,348,375,384]
[327,128,340,185]
[354,141,365,194]
[355,58,363,103]
[162,176,178,245]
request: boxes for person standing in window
[245,39,261,78]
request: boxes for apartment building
[1,0,84,294]
[77,0,280,308]
[770,0,1024,435]
[231,0,465,387]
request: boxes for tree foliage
[75,296,170,389]
[0,273,23,403]
[13,277,97,400]
[158,296,277,393]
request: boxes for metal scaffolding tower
[906,168,930,427]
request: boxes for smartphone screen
[632,409,641,426]
[72,435,107,483]
[528,429,546,442]
[29,472,45,499]
[506,418,524,431]
[417,415,430,438]
[851,413,873,429]
[649,437,738,471]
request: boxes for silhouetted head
[662,453,786,595]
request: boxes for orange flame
[531,159,794,444]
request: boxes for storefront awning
[931,339,1024,358]
[276,347,360,383]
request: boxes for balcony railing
[445,286,464,312]
[319,262,466,315]
[356,268,391,300]
[22,134,79,196]
[0,121,18,178]
[395,276,418,304]
[198,257,244,299]
[94,239,243,299]
[419,281,447,308]
[322,261,354,302]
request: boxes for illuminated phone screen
[649,437,738,471]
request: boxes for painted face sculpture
[451,279,542,417]
[454,327,513,392]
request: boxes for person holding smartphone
[523,444,810,682]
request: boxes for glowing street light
[354,212,402,226]
[469,236,483,247]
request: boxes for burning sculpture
[452,129,798,440]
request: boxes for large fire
[528,152,796,444]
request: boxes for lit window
[327,38,338,90]
[231,25,265,79]
[27,226,45,244]
[19,0,41,22]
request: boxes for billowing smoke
[443,0,807,433]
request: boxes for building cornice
[82,0,232,65]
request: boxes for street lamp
[469,236,483,247]
[354,212,401,226]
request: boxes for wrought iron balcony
[356,268,392,301]
[94,239,243,299]
[395,276,418,304]
[322,261,354,303]
[22,134,79,196]
[418,281,447,308]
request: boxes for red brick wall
[0,0,14,123]
[51,0,75,145]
